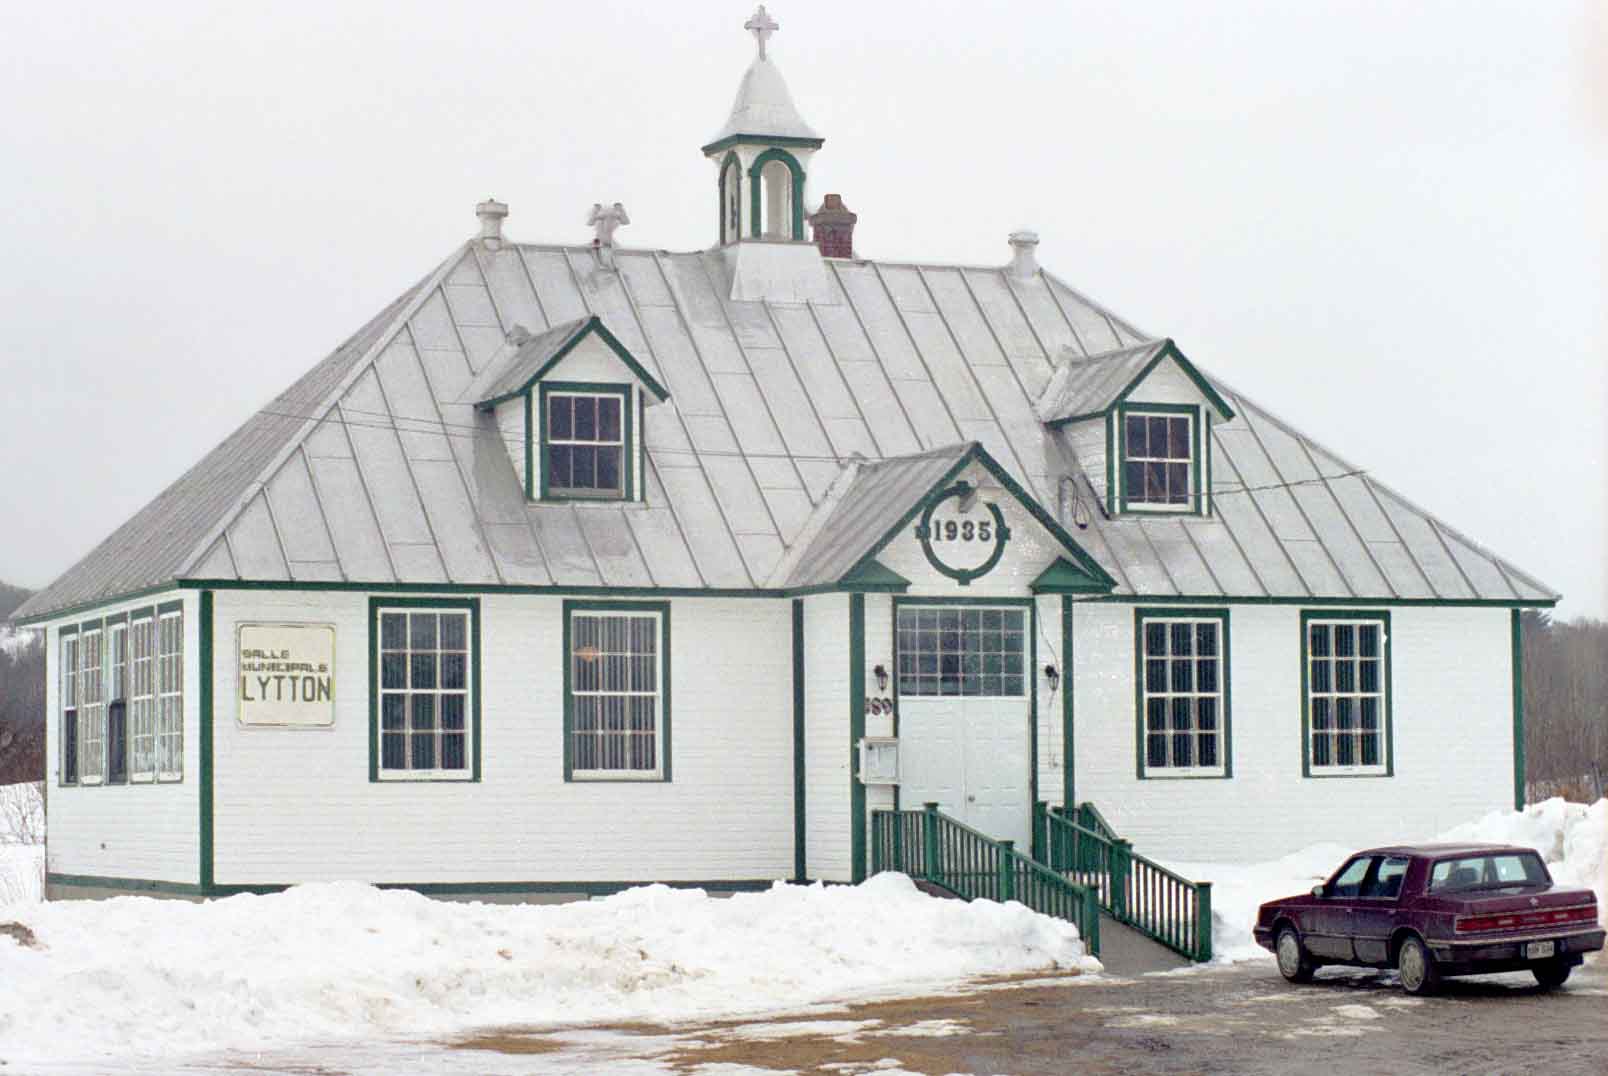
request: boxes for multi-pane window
[567,607,666,779]
[78,628,105,784]
[1123,410,1194,509]
[1138,614,1228,776]
[896,606,1027,698]
[377,607,472,778]
[107,623,128,784]
[1306,616,1388,773]
[156,611,184,781]
[129,616,157,782]
[546,391,625,497]
[60,633,79,785]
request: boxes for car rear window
[1427,852,1549,893]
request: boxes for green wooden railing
[1036,802,1213,963]
[871,803,1101,958]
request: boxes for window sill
[1139,769,1229,780]
[373,772,477,783]
[567,772,668,783]
[1305,766,1391,779]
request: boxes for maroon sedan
[1254,843,1604,994]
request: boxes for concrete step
[1093,912,1194,975]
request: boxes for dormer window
[543,384,630,500]
[1122,407,1196,511]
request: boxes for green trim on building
[537,380,637,503]
[1042,339,1237,428]
[1114,402,1206,517]
[11,583,181,627]
[701,132,824,155]
[837,560,911,590]
[717,151,740,244]
[1031,557,1111,594]
[523,390,534,500]
[1081,593,1554,609]
[849,592,866,883]
[1511,609,1525,810]
[1132,607,1232,780]
[367,597,483,783]
[48,873,206,898]
[1298,609,1394,779]
[182,579,791,599]
[792,598,807,882]
[747,147,807,241]
[48,872,779,900]
[198,590,213,890]
[562,599,672,783]
[476,316,670,410]
[1062,595,1075,808]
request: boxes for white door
[896,605,1032,848]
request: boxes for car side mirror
[1311,885,1325,899]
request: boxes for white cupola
[701,5,824,245]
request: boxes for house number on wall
[914,480,1011,586]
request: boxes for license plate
[1525,941,1555,959]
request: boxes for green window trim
[562,599,672,783]
[535,381,636,503]
[367,597,482,783]
[1132,607,1232,780]
[747,147,807,241]
[1112,402,1208,517]
[718,151,741,245]
[1300,609,1394,779]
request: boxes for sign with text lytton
[237,623,336,727]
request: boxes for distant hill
[0,582,32,621]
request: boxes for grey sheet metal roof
[465,316,591,405]
[1037,338,1235,426]
[779,444,973,588]
[13,238,1557,622]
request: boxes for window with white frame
[78,627,105,784]
[376,606,473,778]
[1122,409,1195,510]
[1305,615,1389,774]
[544,389,626,498]
[156,610,184,781]
[130,615,157,782]
[566,605,667,780]
[60,633,79,785]
[1138,612,1228,777]
[107,622,128,784]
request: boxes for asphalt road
[440,957,1608,1075]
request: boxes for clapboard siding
[210,590,793,884]
[43,592,201,885]
[802,593,851,882]
[1072,602,1513,862]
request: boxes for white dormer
[469,317,670,503]
[1038,338,1236,517]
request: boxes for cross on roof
[745,4,778,60]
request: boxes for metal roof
[1037,338,1235,426]
[465,316,590,405]
[13,239,1557,622]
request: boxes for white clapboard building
[16,9,1555,901]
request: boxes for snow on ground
[0,872,1096,1069]
[1165,797,1608,964]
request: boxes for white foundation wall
[802,594,851,882]
[43,592,201,885]
[1072,602,1515,862]
[211,590,794,884]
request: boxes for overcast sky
[1,0,1603,618]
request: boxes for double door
[895,605,1032,848]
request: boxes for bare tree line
[1522,610,1608,802]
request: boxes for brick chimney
[808,194,857,259]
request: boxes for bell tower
[701,5,824,245]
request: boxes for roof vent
[1008,230,1040,279]
[587,202,630,270]
[809,194,857,259]
[476,199,509,250]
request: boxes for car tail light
[1455,904,1598,934]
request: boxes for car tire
[1532,960,1572,991]
[1275,926,1316,984]
[1397,935,1440,996]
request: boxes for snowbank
[1167,797,1608,964]
[0,873,1096,1067]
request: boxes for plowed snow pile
[0,873,1095,1067]
[1167,797,1608,963]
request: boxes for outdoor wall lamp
[1044,664,1060,694]
[873,664,889,693]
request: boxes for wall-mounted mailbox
[858,736,899,785]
